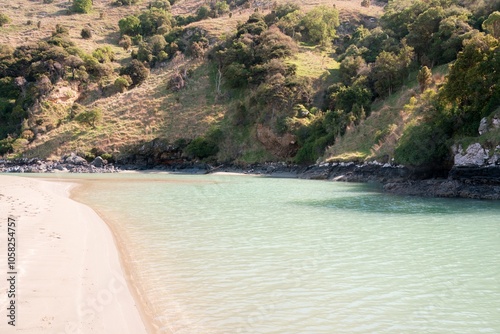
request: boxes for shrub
[138,8,172,36]
[92,46,115,63]
[119,15,141,36]
[119,35,132,50]
[150,0,171,11]
[300,6,339,46]
[196,5,210,20]
[394,122,450,167]
[214,1,230,17]
[81,27,92,39]
[114,0,140,5]
[72,0,92,14]
[114,75,132,93]
[120,59,150,86]
[54,24,69,35]
[75,108,103,128]
[0,13,11,27]
[185,137,219,159]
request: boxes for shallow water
[37,173,500,333]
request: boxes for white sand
[0,175,149,333]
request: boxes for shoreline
[69,182,159,334]
[0,175,149,333]
[2,158,500,199]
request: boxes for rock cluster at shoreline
[2,152,500,199]
[0,153,118,173]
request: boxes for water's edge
[2,158,500,199]
[68,182,159,334]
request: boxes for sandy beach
[0,175,148,333]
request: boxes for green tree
[339,56,367,85]
[442,32,500,129]
[149,34,167,55]
[326,81,372,123]
[214,1,230,17]
[483,11,500,38]
[119,15,141,36]
[381,0,431,39]
[417,66,432,92]
[114,75,132,93]
[75,108,102,128]
[255,26,297,62]
[196,5,210,20]
[407,7,445,59]
[120,59,150,86]
[274,3,300,19]
[138,8,172,36]
[276,10,303,39]
[150,0,171,11]
[371,41,414,97]
[300,6,339,46]
[394,121,450,167]
[429,15,473,65]
[92,46,115,63]
[72,0,92,14]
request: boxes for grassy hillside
[0,0,384,161]
[2,0,499,168]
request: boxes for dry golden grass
[24,57,225,158]
[2,0,386,159]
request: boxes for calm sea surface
[38,173,500,333]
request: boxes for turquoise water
[41,174,500,333]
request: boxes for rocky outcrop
[478,115,500,135]
[116,138,208,171]
[91,156,105,168]
[0,155,117,173]
[299,161,411,183]
[453,143,490,166]
[63,153,88,166]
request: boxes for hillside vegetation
[0,0,499,172]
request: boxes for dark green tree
[120,59,150,86]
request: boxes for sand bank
[0,175,148,333]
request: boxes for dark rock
[91,156,105,168]
[63,153,87,166]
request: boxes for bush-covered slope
[0,0,499,172]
